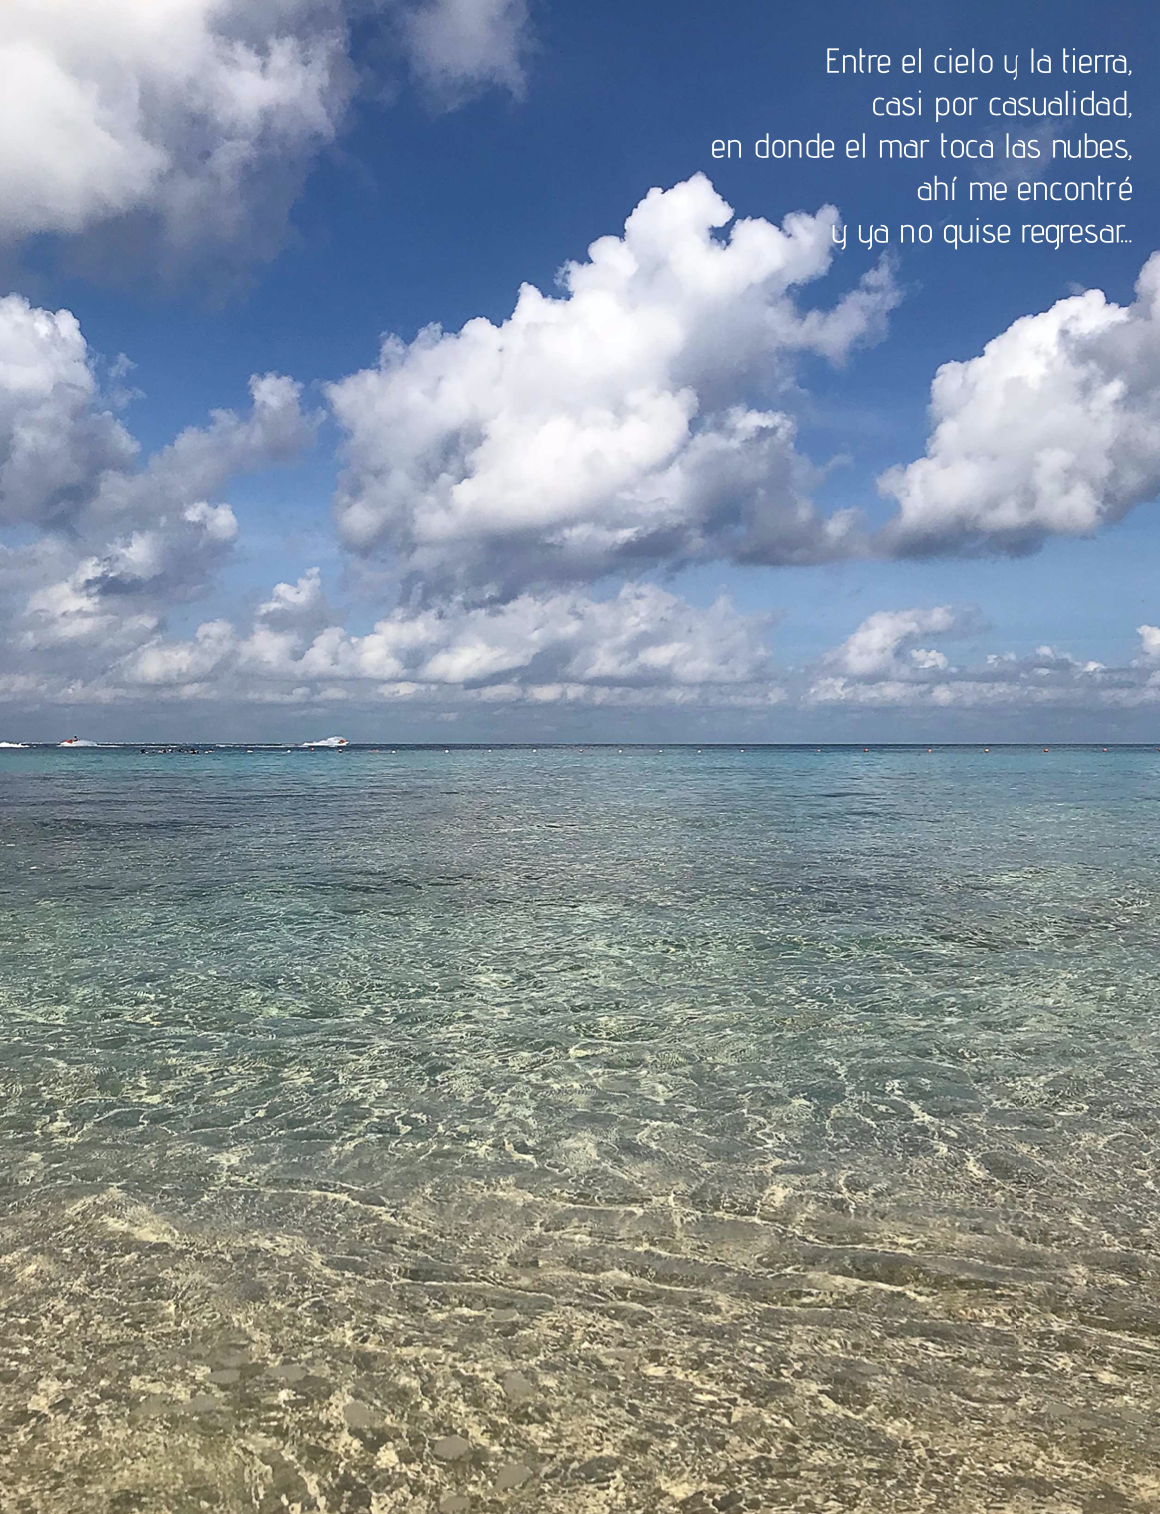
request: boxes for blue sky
[1,0,1157,740]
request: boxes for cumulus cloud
[806,606,1151,711]
[0,294,315,539]
[21,503,238,657]
[879,253,1160,555]
[401,0,530,100]
[107,373,316,528]
[0,0,534,268]
[328,174,897,599]
[13,550,1160,724]
[9,175,1160,728]
[0,295,137,528]
[112,579,779,707]
[821,606,974,680]
[0,294,317,679]
[0,0,349,258]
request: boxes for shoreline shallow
[6,1175,1159,1512]
[2,747,1158,1510]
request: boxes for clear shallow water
[1,745,1158,1513]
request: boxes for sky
[1,0,1158,742]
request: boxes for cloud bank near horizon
[7,571,1160,729]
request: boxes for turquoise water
[1,745,1158,1512]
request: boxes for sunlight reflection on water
[1,746,1158,1511]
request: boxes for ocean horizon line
[5,740,1160,752]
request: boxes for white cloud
[126,618,238,687]
[0,0,349,256]
[14,564,1160,725]
[107,579,780,706]
[328,174,896,598]
[809,607,1135,710]
[0,295,137,528]
[822,606,971,680]
[879,253,1160,554]
[0,0,534,265]
[401,0,530,100]
[10,188,1160,728]
[0,295,317,680]
[113,372,315,526]
[0,295,315,539]
[21,504,239,657]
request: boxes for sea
[1,744,1157,1513]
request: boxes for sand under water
[0,745,1157,1512]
